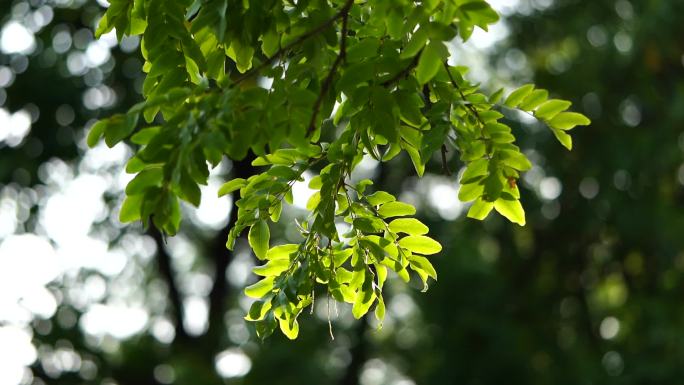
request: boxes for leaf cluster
[89,0,589,339]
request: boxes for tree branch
[443,61,484,124]
[307,0,354,137]
[150,225,189,341]
[204,156,256,343]
[441,144,451,176]
[380,49,423,87]
[232,0,355,86]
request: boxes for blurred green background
[1,0,683,384]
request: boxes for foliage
[87,0,589,339]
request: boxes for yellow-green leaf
[253,259,290,277]
[494,198,526,226]
[504,84,534,108]
[244,276,274,299]
[458,182,484,202]
[398,235,442,255]
[378,201,416,218]
[119,194,143,223]
[218,178,247,197]
[249,220,270,260]
[549,112,591,131]
[467,198,494,220]
[551,127,573,150]
[388,218,429,235]
[266,244,298,260]
[535,99,571,120]
[519,89,548,111]
[278,318,299,340]
[416,41,447,85]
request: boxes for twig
[232,0,354,85]
[149,225,189,341]
[380,49,423,87]
[441,144,451,175]
[443,61,484,125]
[306,0,354,137]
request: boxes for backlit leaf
[249,220,270,260]
[399,235,442,255]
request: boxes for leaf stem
[232,0,354,85]
[307,0,355,137]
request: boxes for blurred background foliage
[1,0,683,384]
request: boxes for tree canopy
[87,0,589,340]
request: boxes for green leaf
[535,99,571,120]
[400,28,428,59]
[254,312,277,339]
[130,126,161,145]
[278,317,299,340]
[306,191,321,211]
[467,198,494,220]
[549,112,591,131]
[551,127,573,150]
[244,276,274,299]
[409,255,437,280]
[227,40,254,73]
[270,200,283,222]
[87,120,106,147]
[179,172,201,207]
[377,201,416,218]
[353,217,385,233]
[399,235,442,255]
[500,150,532,171]
[385,8,403,39]
[480,110,505,123]
[346,37,380,63]
[504,84,534,108]
[519,89,548,111]
[458,182,484,202]
[489,88,504,104]
[374,296,386,325]
[366,191,396,206]
[494,198,526,226]
[267,165,300,180]
[333,249,353,267]
[266,244,298,260]
[249,220,270,260]
[388,218,429,235]
[125,168,163,195]
[461,158,489,183]
[352,278,376,319]
[119,194,143,223]
[253,259,290,277]
[261,27,279,57]
[245,300,272,321]
[218,178,247,197]
[401,141,426,176]
[395,91,424,127]
[416,41,447,85]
